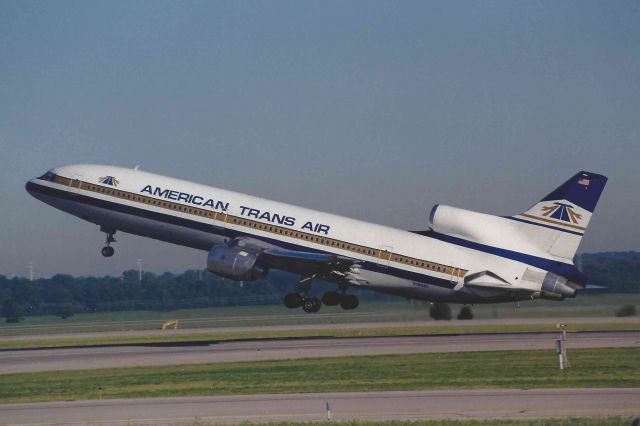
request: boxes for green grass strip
[201,420,634,426]
[1,322,638,350]
[0,348,638,404]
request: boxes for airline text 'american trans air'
[26,165,607,312]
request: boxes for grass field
[0,294,638,338]
[193,420,634,426]
[0,347,637,404]
[0,321,638,350]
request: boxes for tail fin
[511,171,608,261]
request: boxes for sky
[1,0,639,278]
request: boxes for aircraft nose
[25,178,41,198]
[25,179,36,193]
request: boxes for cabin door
[211,211,227,231]
[70,174,84,194]
[449,266,463,290]
[377,245,393,268]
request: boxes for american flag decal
[578,178,590,186]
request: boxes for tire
[322,291,341,306]
[284,293,303,308]
[101,246,114,257]
[303,297,321,313]
[340,294,359,310]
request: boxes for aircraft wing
[259,248,358,276]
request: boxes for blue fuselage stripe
[26,181,457,289]
[27,181,587,287]
[424,231,586,286]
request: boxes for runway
[1,388,638,425]
[1,331,638,374]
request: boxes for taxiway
[1,330,637,374]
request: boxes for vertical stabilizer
[510,171,607,261]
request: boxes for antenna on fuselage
[134,165,140,171]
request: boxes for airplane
[26,165,607,313]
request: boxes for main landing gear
[100,226,116,257]
[283,275,359,313]
[322,291,359,310]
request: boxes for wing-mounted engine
[206,244,267,281]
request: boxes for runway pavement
[1,388,638,425]
[1,330,638,374]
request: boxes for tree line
[1,251,638,321]
[0,269,394,321]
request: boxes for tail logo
[541,202,582,224]
[99,176,119,187]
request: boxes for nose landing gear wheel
[100,227,117,258]
[101,246,115,257]
[302,297,321,313]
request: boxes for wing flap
[259,248,357,275]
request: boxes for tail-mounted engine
[206,244,267,281]
[539,272,582,300]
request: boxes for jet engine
[539,272,581,300]
[206,244,267,281]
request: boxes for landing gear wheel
[340,294,359,310]
[101,246,115,257]
[322,291,341,306]
[302,297,322,313]
[284,293,303,308]
[100,227,117,258]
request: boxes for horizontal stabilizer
[463,271,513,289]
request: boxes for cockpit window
[38,172,57,182]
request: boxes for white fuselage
[27,164,550,303]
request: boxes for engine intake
[207,244,266,281]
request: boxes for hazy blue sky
[1,0,638,278]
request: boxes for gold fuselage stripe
[50,175,467,279]
[520,213,586,231]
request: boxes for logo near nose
[99,176,119,187]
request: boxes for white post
[326,402,331,421]
[562,328,569,367]
[556,340,564,370]
[557,323,568,369]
